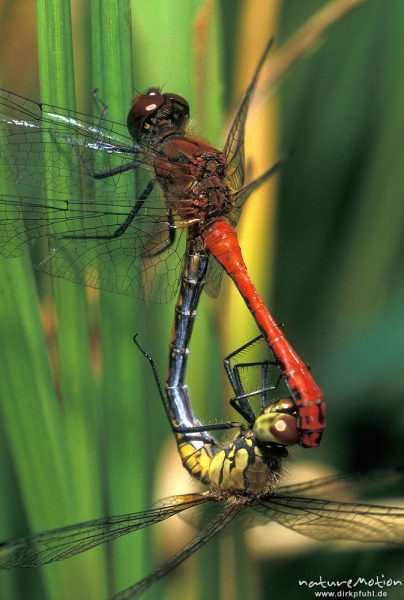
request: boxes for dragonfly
[0,38,324,446]
[0,337,403,599]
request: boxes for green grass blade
[90,1,151,594]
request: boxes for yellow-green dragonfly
[0,338,403,598]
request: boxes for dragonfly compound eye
[163,93,189,122]
[127,88,165,139]
[264,398,296,414]
[253,412,299,446]
[127,88,190,141]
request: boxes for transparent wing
[0,88,152,198]
[231,155,287,221]
[223,38,274,191]
[38,212,186,302]
[0,494,207,569]
[0,188,186,302]
[276,466,404,500]
[252,496,404,545]
[204,257,224,298]
[204,156,286,298]
[204,204,246,302]
[0,87,205,201]
[111,501,241,600]
[0,88,194,301]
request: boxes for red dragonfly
[0,38,324,446]
[0,337,402,599]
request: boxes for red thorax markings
[153,137,233,223]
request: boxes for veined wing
[223,38,274,192]
[231,155,288,222]
[0,88,205,200]
[252,496,404,545]
[204,202,242,297]
[0,184,187,302]
[276,466,404,500]
[0,89,205,301]
[0,494,207,569]
[205,156,285,298]
[111,500,241,600]
[35,207,186,302]
[0,88,213,208]
[0,88,152,200]
[204,256,223,298]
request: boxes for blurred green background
[0,0,403,599]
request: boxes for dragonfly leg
[91,88,108,120]
[228,360,281,423]
[224,336,265,395]
[63,181,154,240]
[133,334,172,415]
[88,160,140,180]
[229,397,254,423]
[223,336,263,422]
[228,381,280,423]
[224,335,263,367]
[232,360,279,409]
[173,422,245,434]
[142,206,176,258]
[48,125,140,180]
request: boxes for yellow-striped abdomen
[176,435,214,484]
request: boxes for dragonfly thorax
[154,138,233,224]
[175,397,299,495]
[208,431,284,496]
[205,398,299,495]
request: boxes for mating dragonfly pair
[0,38,324,448]
[1,36,403,599]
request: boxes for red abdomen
[203,219,326,448]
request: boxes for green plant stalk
[35,0,107,598]
[90,0,151,595]
[129,2,224,599]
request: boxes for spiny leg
[223,335,263,422]
[63,180,154,240]
[142,206,176,258]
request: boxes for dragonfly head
[253,398,300,447]
[127,87,189,141]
